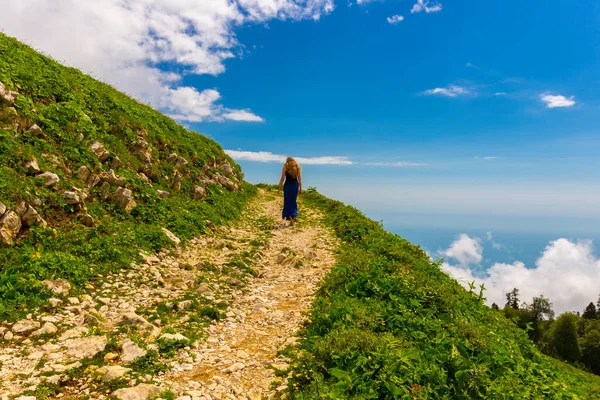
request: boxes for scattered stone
[205,220,216,231]
[0,202,6,216]
[59,326,88,341]
[119,313,156,332]
[167,153,188,169]
[37,172,60,187]
[136,172,152,184]
[64,335,107,359]
[99,181,111,200]
[176,300,193,311]
[130,138,153,165]
[90,141,110,161]
[21,205,47,228]
[31,198,42,207]
[45,375,61,385]
[77,165,91,182]
[27,123,43,136]
[121,339,147,363]
[12,319,40,334]
[48,298,62,307]
[0,210,22,246]
[101,169,127,186]
[171,171,183,191]
[31,322,58,337]
[221,162,234,176]
[24,158,40,175]
[4,331,13,341]
[42,278,72,295]
[68,297,80,305]
[111,155,122,170]
[98,365,131,382]
[0,81,17,104]
[113,383,161,400]
[161,228,180,245]
[156,190,169,199]
[223,362,245,373]
[14,199,27,216]
[192,186,205,200]
[81,214,95,227]
[110,187,137,211]
[104,352,119,363]
[15,396,36,400]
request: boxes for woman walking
[278,157,302,226]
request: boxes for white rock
[110,187,137,211]
[15,396,36,400]
[121,339,147,363]
[31,322,58,337]
[90,141,110,161]
[64,335,107,359]
[68,297,80,305]
[98,365,131,382]
[12,319,40,334]
[113,383,161,400]
[156,190,170,199]
[22,205,46,228]
[59,326,88,341]
[37,172,60,187]
[160,333,188,342]
[223,362,245,373]
[161,228,180,245]
[24,158,40,175]
[43,278,72,295]
[0,202,6,216]
[0,210,22,247]
[4,331,13,340]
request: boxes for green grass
[0,33,255,321]
[283,190,600,399]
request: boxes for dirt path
[161,191,339,399]
[0,189,338,400]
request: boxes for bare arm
[278,166,286,193]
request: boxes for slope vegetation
[283,190,600,399]
[0,33,253,321]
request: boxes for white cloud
[411,0,443,14]
[494,92,507,96]
[424,85,469,97]
[225,150,427,166]
[442,238,600,315]
[540,93,576,109]
[474,156,498,160]
[486,231,504,250]
[465,62,478,68]
[0,0,334,122]
[386,15,404,24]
[440,234,483,267]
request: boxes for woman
[278,157,302,226]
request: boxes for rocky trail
[0,189,338,400]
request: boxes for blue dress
[282,172,299,220]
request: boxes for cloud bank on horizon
[440,233,600,315]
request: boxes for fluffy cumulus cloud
[540,93,576,108]
[386,15,405,24]
[0,0,334,122]
[424,85,469,97]
[442,237,600,315]
[225,150,428,166]
[440,234,483,266]
[411,0,443,14]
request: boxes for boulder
[14,199,27,216]
[62,190,84,205]
[136,172,152,184]
[12,319,40,334]
[101,169,127,186]
[111,155,122,170]
[121,339,147,363]
[130,138,152,164]
[90,141,110,161]
[159,333,188,342]
[221,162,234,176]
[37,172,60,187]
[77,165,91,182]
[0,210,22,247]
[97,365,130,382]
[0,202,6,217]
[113,384,161,400]
[31,322,58,337]
[27,124,43,136]
[22,205,47,228]
[110,187,136,211]
[167,153,188,169]
[156,190,169,199]
[192,186,206,200]
[215,174,236,191]
[59,326,87,341]
[31,198,42,207]
[99,181,111,200]
[171,171,183,191]
[64,335,107,359]
[82,214,95,227]
[0,81,17,104]
[42,278,72,295]
[161,228,180,245]
[24,158,40,175]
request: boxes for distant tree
[491,303,499,311]
[549,313,581,363]
[505,288,520,310]
[583,302,597,320]
[525,296,555,342]
[581,330,600,375]
[597,294,600,311]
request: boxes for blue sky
[2,0,600,312]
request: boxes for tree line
[491,289,600,375]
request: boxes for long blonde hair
[284,157,301,179]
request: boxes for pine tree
[583,302,597,320]
[505,288,520,310]
[550,313,582,363]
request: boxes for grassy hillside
[283,190,600,399]
[0,33,254,321]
